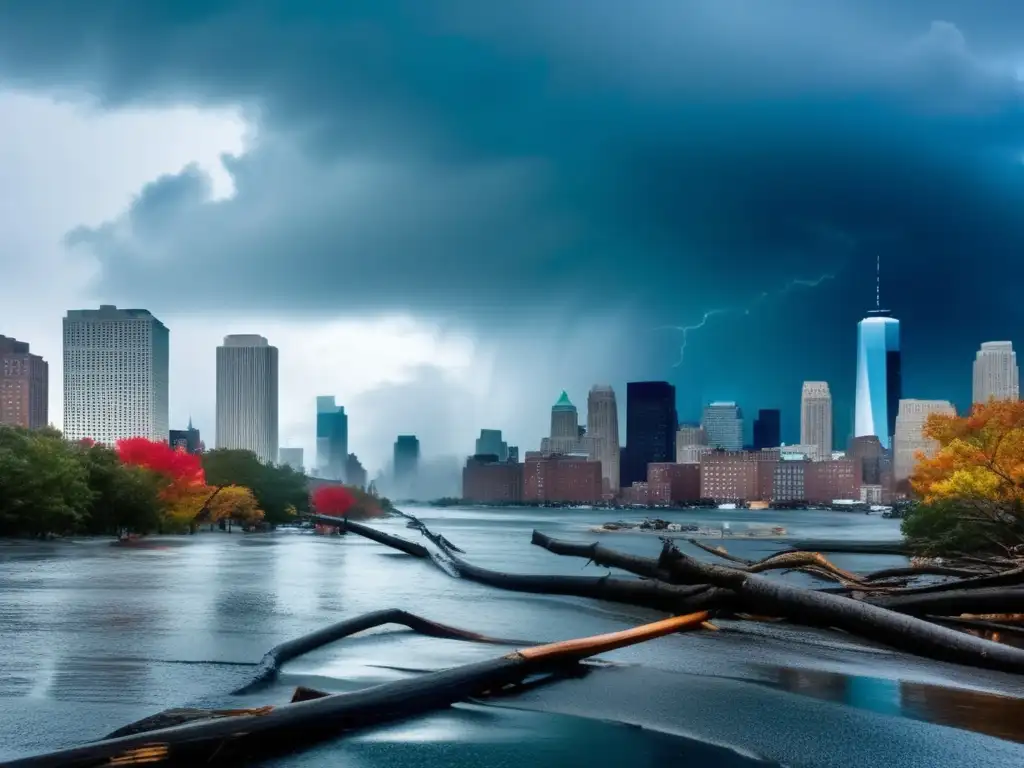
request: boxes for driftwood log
[9,611,711,767]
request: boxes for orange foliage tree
[116,438,212,529]
[208,485,264,525]
[908,400,1024,553]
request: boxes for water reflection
[763,666,1024,743]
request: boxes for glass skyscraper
[854,314,901,450]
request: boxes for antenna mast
[875,253,880,310]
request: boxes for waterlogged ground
[2,506,1024,767]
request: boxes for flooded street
[2,506,1024,766]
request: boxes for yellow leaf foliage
[208,485,264,523]
[911,400,1024,505]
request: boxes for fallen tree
[10,611,711,767]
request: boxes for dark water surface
[2,506,1024,766]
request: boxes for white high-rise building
[216,335,279,464]
[675,425,710,464]
[893,399,955,484]
[800,381,833,461]
[973,341,1019,404]
[702,403,743,451]
[63,305,169,444]
[586,385,620,492]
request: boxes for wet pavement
[1,506,1023,766]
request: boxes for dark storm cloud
[2,0,1024,432]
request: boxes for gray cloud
[2,1,1023,434]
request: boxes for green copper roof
[553,390,574,409]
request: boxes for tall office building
[278,447,305,472]
[63,306,168,444]
[316,396,349,479]
[973,342,1019,404]
[702,402,743,452]
[854,257,901,450]
[675,424,710,464]
[394,435,420,484]
[893,399,955,485]
[0,335,48,429]
[540,391,593,456]
[800,382,833,461]
[752,409,781,450]
[622,381,677,487]
[475,429,508,461]
[586,385,621,492]
[216,334,278,464]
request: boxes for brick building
[462,455,523,504]
[647,462,701,504]
[805,459,859,503]
[0,335,48,429]
[523,454,602,503]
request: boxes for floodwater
[1,506,1024,767]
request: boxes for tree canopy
[904,400,1024,556]
[202,449,308,525]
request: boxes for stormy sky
[1,1,1022,473]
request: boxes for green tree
[202,449,310,525]
[0,426,92,537]
[74,442,165,535]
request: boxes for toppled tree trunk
[10,612,710,767]
[341,520,731,614]
[867,586,1024,617]
[657,543,1024,674]
[232,608,532,694]
[309,514,431,558]
[531,530,670,580]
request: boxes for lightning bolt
[657,273,836,368]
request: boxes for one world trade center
[854,257,902,450]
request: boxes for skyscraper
[316,396,349,479]
[0,335,48,430]
[622,381,677,487]
[540,391,589,456]
[854,257,901,450]
[394,435,420,485]
[702,402,743,451]
[675,424,710,464]
[475,429,508,461]
[752,409,781,450]
[169,418,202,454]
[893,399,955,485]
[973,342,1019,404]
[586,385,621,492]
[216,334,278,464]
[278,447,305,472]
[800,382,833,461]
[63,305,168,444]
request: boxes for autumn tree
[312,485,355,518]
[208,485,264,526]
[117,438,212,531]
[904,400,1024,555]
[202,449,309,524]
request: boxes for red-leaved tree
[116,438,209,526]
[312,485,356,519]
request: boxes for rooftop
[553,390,575,409]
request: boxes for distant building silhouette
[345,453,367,489]
[893,399,955,486]
[702,402,743,452]
[169,418,202,454]
[278,447,304,472]
[973,342,1019,404]
[622,381,677,488]
[475,429,508,462]
[0,334,48,430]
[316,396,348,480]
[752,409,780,451]
[463,454,523,503]
[393,435,420,485]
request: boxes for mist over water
[1,507,1023,766]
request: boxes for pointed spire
[553,390,574,409]
[187,415,194,431]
